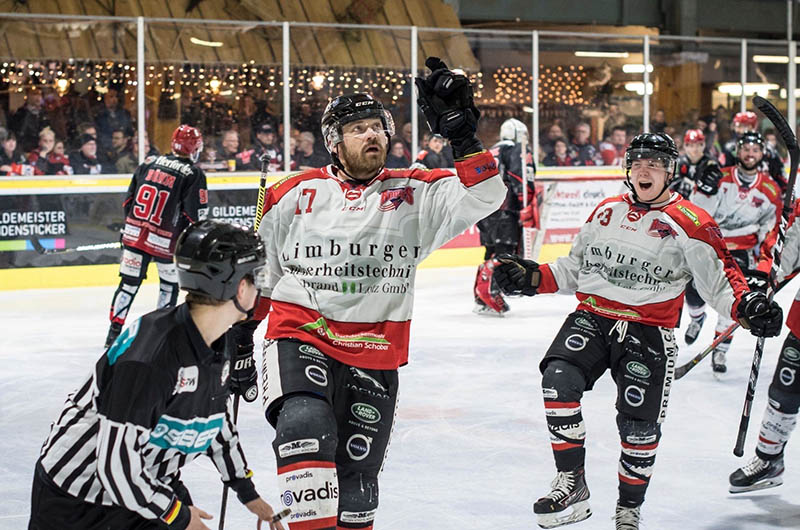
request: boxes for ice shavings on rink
[1,266,799,529]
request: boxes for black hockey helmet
[736,131,765,170]
[624,132,679,203]
[321,93,395,169]
[175,220,266,301]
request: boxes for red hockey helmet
[683,129,705,145]
[733,111,758,131]
[172,125,203,163]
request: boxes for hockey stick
[218,394,240,530]
[733,95,799,457]
[675,322,739,380]
[30,237,121,255]
[675,277,793,380]
[254,154,270,233]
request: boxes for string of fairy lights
[0,59,584,108]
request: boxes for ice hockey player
[105,124,209,347]
[720,111,787,191]
[492,132,782,529]
[729,200,800,494]
[226,57,504,530]
[473,117,536,316]
[686,131,781,374]
[670,129,722,199]
[29,220,285,530]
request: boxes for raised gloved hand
[493,253,541,296]
[744,269,771,294]
[226,319,260,402]
[414,57,482,158]
[695,159,723,196]
[737,291,783,337]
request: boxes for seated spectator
[399,122,413,160]
[569,122,601,166]
[196,145,229,172]
[26,127,56,174]
[293,101,320,135]
[295,131,328,169]
[543,137,576,166]
[100,128,131,165]
[599,125,628,166]
[651,109,667,133]
[540,122,564,156]
[46,139,73,175]
[385,139,410,168]
[71,122,98,150]
[70,133,110,174]
[9,86,50,153]
[0,129,33,176]
[115,131,159,174]
[242,122,283,171]
[95,88,133,150]
[416,133,448,169]
[216,129,248,170]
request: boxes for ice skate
[711,348,727,377]
[533,467,591,528]
[104,322,122,349]
[684,312,706,345]
[612,503,641,530]
[472,299,506,317]
[729,455,784,493]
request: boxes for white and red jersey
[256,151,505,370]
[689,167,781,258]
[537,193,749,328]
[599,141,626,166]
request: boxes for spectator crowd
[2,83,788,177]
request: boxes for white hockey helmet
[499,118,529,143]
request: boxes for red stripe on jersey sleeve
[262,168,327,216]
[253,296,271,321]
[538,264,558,294]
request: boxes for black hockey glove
[226,319,260,403]
[414,57,482,158]
[695,159,723,196]
[493,253,541,296]
[736,291,783,337]
[744,269,771,294]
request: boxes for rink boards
[0,168,624,290]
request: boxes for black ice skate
[711,348,727,375]
[612,503,641,530]
[533,467,591,528]
[104,322,122,349]
[684,312,706,345]
[729,455,784,493]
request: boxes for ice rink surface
[2,266,799,529]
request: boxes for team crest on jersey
[751,196,764,208]
[378,186,414,211]
[647,219,678,239]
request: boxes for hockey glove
[414,57,482,158]
[695,159,723,196]
[744,269,772,294]
[736,291,783,337]
[227,319,260,403]
[519,203,536,228]
[493,253,540,296]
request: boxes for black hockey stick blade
[753,96,799,152]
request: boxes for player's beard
[339,139,387,179]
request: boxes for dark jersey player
[493,132,782,529]
[474,117,536,316]
[29,220,284,530]
[105,125,209,347]
[671,129,722,199]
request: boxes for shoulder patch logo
[763,181,777,197]
[676,204,700,226]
